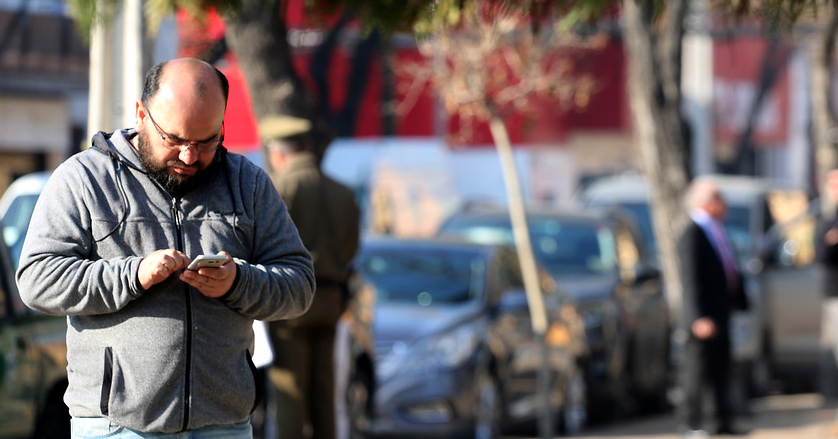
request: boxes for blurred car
[355,237,589,437]
[0,171,51,269]
[757,199,823,392]
[437,207,671,419]
[581,172,815,395]
[0,205,69,438]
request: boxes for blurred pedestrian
[677,177,749,437]
[817,168,838,435]
[15,58,315,438]
[260,114,361,439]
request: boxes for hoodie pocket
[100,347,114,416]
[246,352,264,413]
[97,345,185,432]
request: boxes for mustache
[165,159,197,168]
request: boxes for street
[506,394,838,439]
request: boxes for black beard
[137,131,217,197]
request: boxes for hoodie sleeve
[217,166,315,322]
[15,160,144,316]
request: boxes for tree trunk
[812,5,838,211]
[622,0,690,317]
[223,0,330,165]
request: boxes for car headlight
[378,326,480,381]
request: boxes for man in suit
[818,169,838,403]
[678,177,749,437]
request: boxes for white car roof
[0,171,52,219]
[581,173,793,206]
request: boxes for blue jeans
[71,417,252,439]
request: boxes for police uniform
[261,115,360,439]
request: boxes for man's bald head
[686,177,728,220]
[141,58,229,108]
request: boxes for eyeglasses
[144,103,224,153]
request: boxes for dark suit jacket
[679,219,749,342]
[817,208,838,298]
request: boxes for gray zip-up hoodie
[15,129,315,433]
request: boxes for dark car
[0,216,69,438]
[355,237,589,438]
[437,207,672,419]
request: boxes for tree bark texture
[812,5,838,210]
[622,0,690,316]
[223,0,331,164]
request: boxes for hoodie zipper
[172,197,193,432]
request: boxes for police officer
[261,114,361,439]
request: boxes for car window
[599,202,656,255]
[439,215,617,276]
[723,206,751,258]
[529,219,616,276]
[1,193,40,269]
[358,247,486,305]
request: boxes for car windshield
[612,203,655,254]
[439,216,616,276]
[357,246,486,305]
[530,218,616,275]
[723,206,751,257]
[1,193,40,269]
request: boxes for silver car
[581,173,817,396]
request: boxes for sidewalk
[576,393,838,439]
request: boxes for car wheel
[559,366,587,435]
[474,369,502,439]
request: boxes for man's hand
[692,317,717,340]
[180,252,236,298]
[138,249,191,290]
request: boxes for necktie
[710,221,740,292]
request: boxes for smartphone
[187,255,229,270]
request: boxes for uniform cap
[258,114,312,140]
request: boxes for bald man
[677,177,749,437]
[16,58,315,438]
